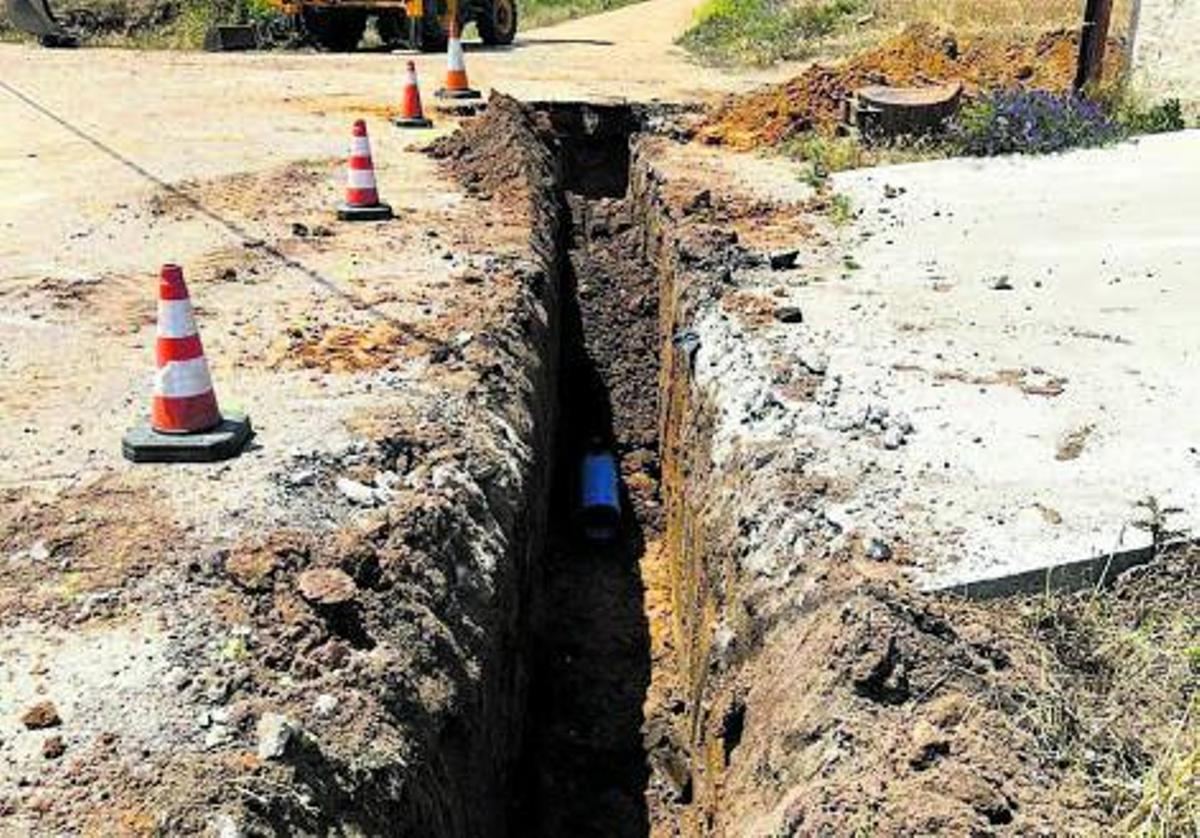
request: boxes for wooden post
[1075,0,1115,92]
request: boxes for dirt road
[0,0,793,256]
[0,1,796,489]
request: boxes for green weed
[679,0,865,66]
[829,193,854,225]
[1115,96,1188,136]
[786,133,869,172]
[1131,495,1188,555]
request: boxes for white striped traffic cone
[153,264,221,434]
[338,120,393,222]
[393,61,433,129]
[123,264,252,463]
[436,22,481,101]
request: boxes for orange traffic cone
[393,61,433,129]
[436,22,481,101]
[338,120,393,222]
[152,264,221,434]
[122,264,252,463]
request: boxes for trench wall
[630,140,738,833]
[229,97,570,838]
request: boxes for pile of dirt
[0,478,175,625]
[698,24,1122,150]
[269,322,414,372]
[429,94,560,218]
[703,548,1200,835]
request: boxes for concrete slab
[829,131,1200,589]
[650,130,1200,593]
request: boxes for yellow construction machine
[4,0,516,50]
[284,0,516,51]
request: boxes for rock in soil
[773,305,804,324]
[296,567,357,606]
[21,701,61,730]
[256,712,296,762]
[41,736,66,759]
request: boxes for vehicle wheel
[476,0,516,45]
[412,14,447,52]
[375,11,409,48]
[301,7,367,52]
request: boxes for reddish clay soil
[698,25,1125,150]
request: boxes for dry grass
[1005,547,1200,836]
[860,0,1139,60]
[873,0,1086,35]
[683,0,1140,67]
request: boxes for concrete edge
[927,540,1193,601]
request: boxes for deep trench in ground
[511,104,665,837]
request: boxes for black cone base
[337,203,394,222]
[392,115,433,128]
[123,413,253,463]
[435,88,481,100]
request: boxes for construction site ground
[1,0,1198,835]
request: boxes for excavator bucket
[3,0,76,45]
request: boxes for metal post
[1075,0,1115,92]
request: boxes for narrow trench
[512,105,664,837]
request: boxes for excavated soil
[426,96,1200,838]
[0,89,562,837]
[698,24,1126,149]
[693,553,1199,834]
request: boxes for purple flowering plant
[950,89,1122,156]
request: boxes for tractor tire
[476,0,516,45]
[301,7,367,51]
[411,14,447,52]
[375,11,408,48]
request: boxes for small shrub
[785,133,869,172]
[1120,97,1187,135]
[950,89,1121,157]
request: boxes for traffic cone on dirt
[436,22,481,101]
[122,264,252,463]
[393,61,433,129]
[338,120,394,221]
[151,264,220,434]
